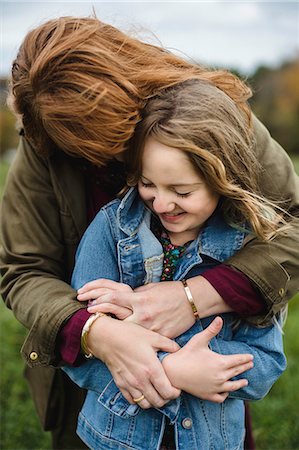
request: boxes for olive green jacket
[1,117,299,429]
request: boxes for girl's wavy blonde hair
[9,15,251,165]
[126,79,286,240]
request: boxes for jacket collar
[116,188,248,261]
[190,209,247,262]
[117,187,147,235]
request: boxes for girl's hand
[77,279,133,319]
[162,317,254,403]
[86,315,181,409]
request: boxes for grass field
[0,156,299,450]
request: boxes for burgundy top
[58,164,266,365]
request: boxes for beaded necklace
[160,231,192,281]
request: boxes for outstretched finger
[225,360,254,379]
[222,378,249,393]
[221,353,254,370]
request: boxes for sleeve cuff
[58,309,91,366]
[202,264,267,316]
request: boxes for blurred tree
[249,59,299,155]
[0,107,19,157]
[0,78,19,157]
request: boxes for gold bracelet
[181,279,199,320]
[81,312,107,359]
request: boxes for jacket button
[29,352,38,361]
[182,418,193,429]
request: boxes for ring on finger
[133,394,145,403]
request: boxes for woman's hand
[79,277,231,339]
[82,280,195,338]
[162,317,254,403]
[86,315,181,409]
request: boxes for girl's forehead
[141,138,203,184]
[143,137,190,163]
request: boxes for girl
[64,79,286,449]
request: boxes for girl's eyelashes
[140,180,153,188]
[139,180,191,197]
[176,192,191,198]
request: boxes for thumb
[199,316,223,345]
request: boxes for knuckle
[211,395,222,404]
[139,309,153,324]
[116,380,126,390]
[216,374,227,384]
[133,374,147,391]
[142,404,151,410]
[227,381,236,390]
[216,394,227,404]
[166,391,178,401]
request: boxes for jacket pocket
[98,379,140,419]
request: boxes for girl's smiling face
[138,137,220,246]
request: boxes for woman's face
[138,137,220,245]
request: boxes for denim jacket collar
[117,187,247,263]
[117,187,146,235]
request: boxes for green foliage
[0,78,18,156]
[251,296,299,449]
[0,305,51,449]
[0,107,19,156]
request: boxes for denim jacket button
[182,417,193,429]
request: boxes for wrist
[81,312,108,358]
[86,314,115,361]
[181,279,199,320]
[187,275,229,317]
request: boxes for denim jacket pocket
[98,379,140,418]
[144,254,164,284]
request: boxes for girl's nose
[152,195,176,214]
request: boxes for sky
[1,1,299,77]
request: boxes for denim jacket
[64,187,286,450]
